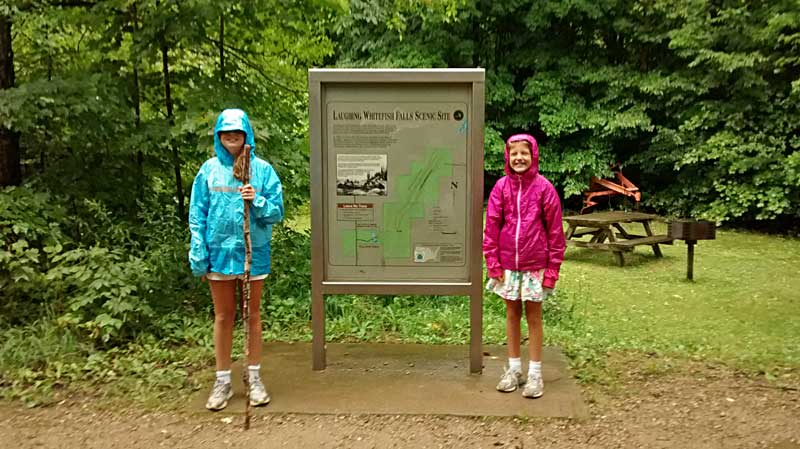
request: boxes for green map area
[341,148,453,261]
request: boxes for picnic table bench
[563,211,672,267]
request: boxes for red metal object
[581,165,641,214]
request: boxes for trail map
[326,101,468,269]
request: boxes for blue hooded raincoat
[188,109,284,277]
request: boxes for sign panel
[323,85,472,281]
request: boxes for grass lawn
[290,215,799,381]
[557,220,800,377]
[3,211,797,407]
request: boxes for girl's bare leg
[241,279,264,365]
[524,301,543,362]
[505,299,523,358]
[210,280,237,371]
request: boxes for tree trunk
[161,38,184,219]
[472,1,481,68]
[0,14,21,187]
[42,24,52,171]
[134,63,144,202]
[219,14,225,84]
[132,3,143,202]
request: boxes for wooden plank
[612,223,632,239]
[607,235,673,248]
[563,211,659,226]
[567,240,634,252]
[591,227,608,244]
[616,233,646,239]
[605,225,619,244]
[642,220,664,258]
[571,228,601,238]
[604,225,626,267]
[564,223,576,240]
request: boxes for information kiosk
[309,69,485,373]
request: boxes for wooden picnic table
[563,211,673,267]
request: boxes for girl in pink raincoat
[483,134,566,398]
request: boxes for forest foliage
[1,0,798,357]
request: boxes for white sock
[248,365,261,383]
[508,357,522,372]
[216,370,231,384]
[529,360,542,377]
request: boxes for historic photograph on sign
[336,154,388,196]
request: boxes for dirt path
[2,364,798,449]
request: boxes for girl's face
[508,141,532,173]
[219,131,246,155]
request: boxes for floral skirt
[485,269,545,302]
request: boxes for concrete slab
[190,342,588,419]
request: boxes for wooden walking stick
[240,144,252,430]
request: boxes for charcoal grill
[668,220,716,280]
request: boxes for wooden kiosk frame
[308,69,486,373]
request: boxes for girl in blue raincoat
[189,109,284,411]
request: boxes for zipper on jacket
[515,177,522,270]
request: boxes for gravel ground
[2,361,798,449]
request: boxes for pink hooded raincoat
[483,134,566,289]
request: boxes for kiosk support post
[469,291,482,373]
[312,288,325,370]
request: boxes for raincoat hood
[213,108,257,165]
[504,133,539,180]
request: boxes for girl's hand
[492,273,504,282]
[239,184,256,201]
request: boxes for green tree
[334,0,800,225]
[0,0,342,341]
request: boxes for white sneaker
[522,373,543,398]
[249,379,271,406]
[205,379,233,411]
[496,367,524,392]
